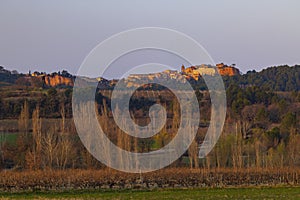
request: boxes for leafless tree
[60,103,66,133]
[31,105,42,169]
[255,139,261,169]
[0,128,6,166]
[18,100,29,135]
[188,139,199,169]
[56,134,72,170]
[43,127,58,169]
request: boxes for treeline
[192,65,300,92]
[1,65,299,92]
[0,87,299,170]
[0,66,20,84]
[225,65,300,91]
[0,88,73,119]
[241,65,300,91]
[0,100,103,170]
[0,64,299,120]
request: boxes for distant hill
[0,66,20,85]
[0,64,299,91]
[240,65,300,91]
[219,65,300,92]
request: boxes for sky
[0,0,300,77]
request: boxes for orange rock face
[216,63,240,76]
[181,64,240,78]
[43,75,73,87]
[217,66,240,76]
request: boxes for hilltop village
[125,63,239,87]
[0,63,240,88]
[181,63,240,80]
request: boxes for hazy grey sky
[0,0,299,76]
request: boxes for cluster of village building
[125,63,239,87]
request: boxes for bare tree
[230,123,243,169]
[287,130,300,169]
[18,100,29,135]
[43,127,58,169]
[60,103,66,133]
[188,139,199,169]
[31,105,42,169]
[255,139,261,169]
[56,134,72,170]
[172,100,180,136]
[18,100,31,169]
[0,128,6,167]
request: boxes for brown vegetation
[0,168,300,192]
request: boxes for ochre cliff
[216,63,240,76]
[181,63,240,79]
[43,75,73,87]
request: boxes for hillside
[0,64,299,91]
[0,64,299,174]
[240,65,300,91]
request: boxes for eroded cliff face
[32,63,239,88]
[217,66,240,76]
[181,63,240,79]
[43,75,73,87]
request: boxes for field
[0,133,17,144]
[1,187,300,199]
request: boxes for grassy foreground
[1,187,300,200]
